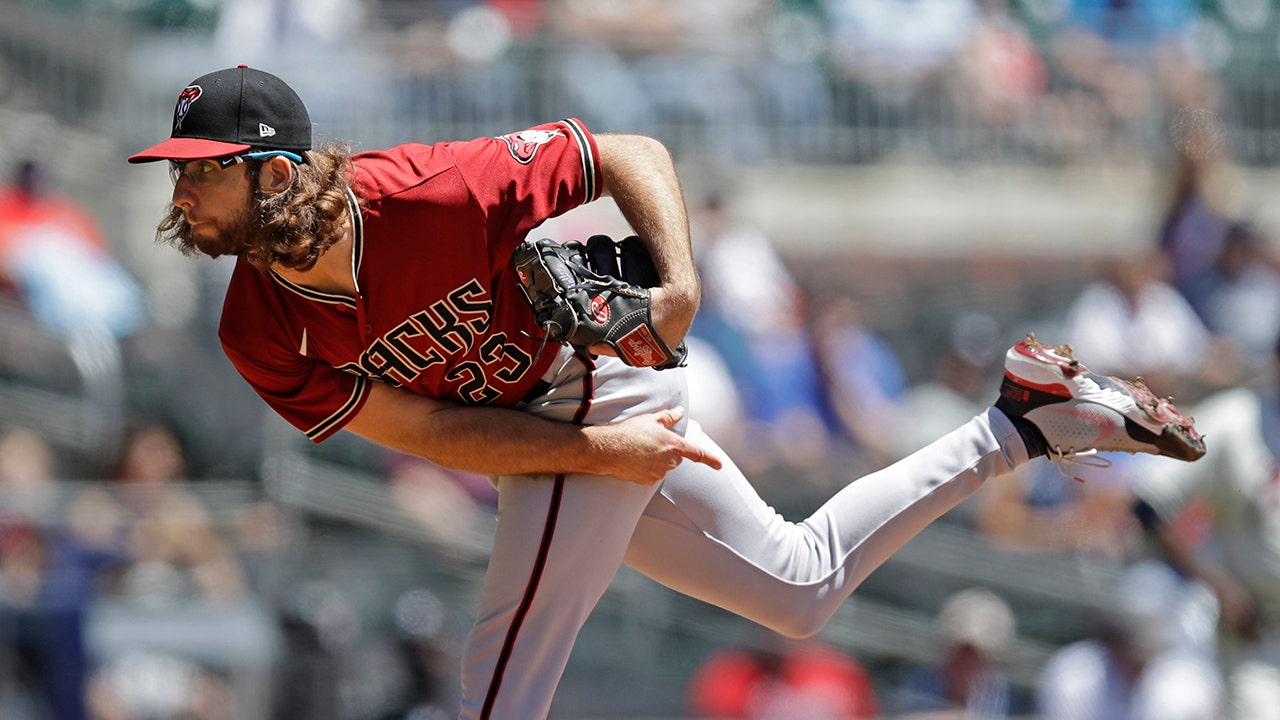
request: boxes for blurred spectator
[0,161,101,284]
[823,0,979,97]
[1060,0,1200,50]
[1196,222,1280,373]
[213,0,391,128]
[547,0,769,160]
[0,518,110,720]
[809,293,908,470]
[1152,101,1280,374]
[1157,109,1243,317]
[1036,560,1224,720]
[0,426,59,521]
[754,1,835,160]
[975,449,1146,560]
[86,650,233,720]
[690,192,806,379]
[1058,248,1241,400]
[687,636,880,719]
[948,0,1049,132]
[689,191,835,479]
[1047,0,1210,162]
[821,0,979,161]
[82,422,248,720]
[388,454,494,540]
[895,586,1018,719]
[0,427,125,720]
[272,580,360,720]
[682,335,748,459]
[101,422,245,608]
[1131,333,1280,719]
[377,588,461,720]
[892,312,1002,459]
[386,2,536,138]
[0,160,145,339]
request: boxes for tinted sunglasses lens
[168,161,182,185]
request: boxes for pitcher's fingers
[678,438,722,470]
[657,406,687,428]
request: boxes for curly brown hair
[156,145,354,272]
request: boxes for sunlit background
[1,0,1278,718]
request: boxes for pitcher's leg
[624,408,1026,638]
[459,473,659,720]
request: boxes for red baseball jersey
[218,119,602,442]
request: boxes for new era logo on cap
[259,123,276,138]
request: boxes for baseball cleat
[994,334,1206,464]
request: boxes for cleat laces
[1048,446,1112,483]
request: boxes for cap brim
[128,137,254,164]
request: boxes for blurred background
[2,0,1280,717]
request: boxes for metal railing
[5,0,1280,170]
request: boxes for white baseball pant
[458,347,1029,719]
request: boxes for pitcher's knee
[763,609,832,639]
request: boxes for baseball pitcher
[129,66,1205,720]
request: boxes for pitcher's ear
[259,155,294,194]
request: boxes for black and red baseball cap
[128,65,312,163]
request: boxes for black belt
[517,379,552,408]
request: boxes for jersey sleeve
[221,337,373,443]
[443,118,602,257]
[218,264,374,444]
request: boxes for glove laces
[1049,446,1112,483]
[521,321,563,368]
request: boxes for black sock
[1008,416,1049,459]
[994,381,1052,459]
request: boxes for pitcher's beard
[158,203,269,260]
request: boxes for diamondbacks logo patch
[174,85,203,130]
[498,129,564,164]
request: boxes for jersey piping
[266,188,365,308]
[267,273,357,309]
[559,118,598,204]
[299,188,370,440]
[347,186,364,293]
[304,374,370,441]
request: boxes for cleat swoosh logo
[1094,423,1115,444]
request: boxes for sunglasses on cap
[168,150,304,187]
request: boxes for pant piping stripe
[478,353,596,718]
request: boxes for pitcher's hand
[584,407,721,485]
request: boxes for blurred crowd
[11,0,1272,168]
[307,0,1225,168]
[3,0,1280,718]
[0,156,477,719]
